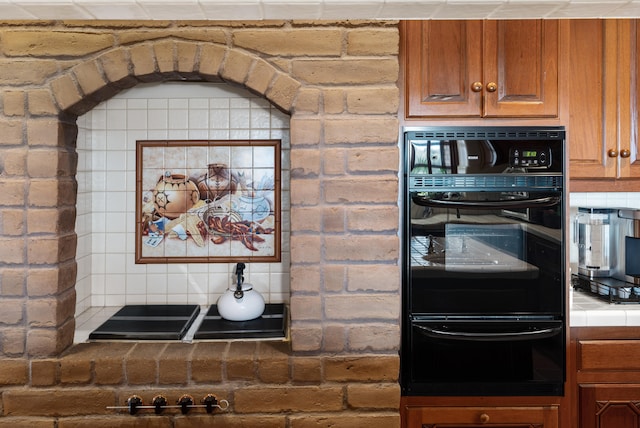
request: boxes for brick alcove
[0,21,401,426]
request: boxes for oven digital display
[522,150,537,158]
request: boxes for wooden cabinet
[572,328,640,428]
[405,405,559,427]
[567,20,640,188]
[403,20,559,119]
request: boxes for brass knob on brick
[479,412,490,423]
[608,149,619,158]
[471,82,483,92]
[621,149,631,158]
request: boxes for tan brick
[323,88,345,114]
[348,323,400,352]
[26,236,60,265]
[226,341,257,381]
[94,342,133,385]
[175,415,285,428]
[198,43,227,78]
[234,386,344,413]
[324,355,399,382]
[323,206,345,232]
[290,413,400,428]
[347,206,399,232]
[176,40,198,74]
[2,31,114,57]
[26,292,75,328]
[1,209,25,236]
[290,206,322,233]
[0,358,28,385]
[289,265,320,293]
[291,356,322,383]
[322,148,346,175]
[324,235,398,262]
[323,265,346,292]
[26,326,66,357]
[347,383,400,409]
[0,60,58,85]
[0,237,25,264]
[234,29,342,56]
[0,267,25,296]
[158,343,192,384]
[347,28,400,55]
[293,87,320,114]
[27,120,63,147]
[50,75,83,112]
[289,117,321,146]
[2,327,26,356]
[324,117,399,145]
[30,359,59,386]
[72,60,107,97]
[27,149,76,178]
[2,147,28,176]
[3,90,25,116]
[0,118,24,146]
[60,353,92,385]
[28,178,77,208]
[290,323,322,352]
[129,43,157,79]
[291,148,320,177]
[154,39,176,74]
[0,299,24,325]
[347,265,399,292]
[290,178,321,206]
[220,49,254,84]
[266,72,301,112]
[27,264,76,297]
[28,207,76,234]
[98,48,136,89]
[190,342,226,383]
[246,58,276,96]
[257,341,290,384]
[323,324,347,352]
[324,176,398,204]
[27,90,59,116]
[346,87,400,114]
[289,235,322,264]
[325,295,399,320]
[290,295,322,321]
[292,59,398,85]
[125,342,166,385]
[3,389,115,417]
[0,418,54,428]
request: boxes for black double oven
[401,127,567,397]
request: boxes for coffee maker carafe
[577,207,617,278]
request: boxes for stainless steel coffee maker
[577,207,640,284]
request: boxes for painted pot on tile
[153,172,200,219]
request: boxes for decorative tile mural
[136,139,281,263]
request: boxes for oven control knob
[479,413,490,424]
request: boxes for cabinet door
[405,405,559,428]
[404,20,483,118]
[621,19,640,179]
[580,384,640,428]
[483,20,559,118]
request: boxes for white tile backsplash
[74,82,291,326]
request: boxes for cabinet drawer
[405,405,559,427]
[579,340,640,370]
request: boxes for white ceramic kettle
[217,262,265,321]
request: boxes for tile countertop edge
[570,288,640,327]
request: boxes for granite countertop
[570,287,640,327]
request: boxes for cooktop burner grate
[194,303,287,340]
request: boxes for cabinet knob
[608,149,619,158]
[486,82,497,92]
[471,82,483,92]
[479,413,490,423]
[620,149,631,158]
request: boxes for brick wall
[0,20,401,425]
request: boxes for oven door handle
[411,196,560,210]
[414,324,563,342]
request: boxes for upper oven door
[407,190,563,316]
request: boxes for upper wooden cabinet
[567,19,640,186]
[403,20,559,119]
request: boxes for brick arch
[48,39,303,118]
[39,39,302,356]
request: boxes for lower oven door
[404,318,565,396]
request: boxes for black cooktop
[194,303,287,340]
[89,304,201,340]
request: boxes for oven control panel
[509,147,552,168]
